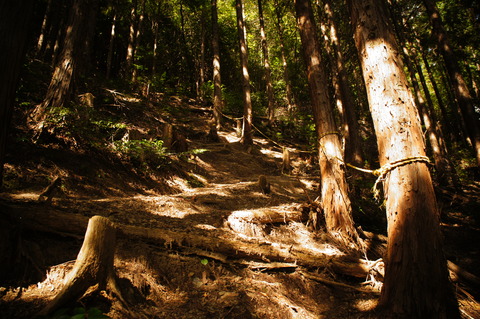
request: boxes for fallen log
[0,202,376,279]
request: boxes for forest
[0,0,479,318]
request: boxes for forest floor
[0,89,479,318]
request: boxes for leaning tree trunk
[41,216,125,316]
[0,0,33,187]
[236,0,253,146]
[423,0,480,167]
[295,0,363,251]
[348,0,460,318]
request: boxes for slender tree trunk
[423,0,480,166]
[257,0,276,124]
[414,54,458,186]
[323,0,363,166]
[125,0,137,79]
[420,49,458,143]
[106,8,117,79]
[36,0,53,56]
[236,0,253,145]
[348,0,460,317]
[32,0,98,135]
[273,1,296,113]
[196,7,207,104]
[295,0,363,250]
[131,0,145,83]
[212,0,223,129]
[0,0,33,187]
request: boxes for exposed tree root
[39,216,127,316]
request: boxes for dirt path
[1,101,479,319]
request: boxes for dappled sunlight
[217,131,240,143]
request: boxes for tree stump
[41,215,125,315]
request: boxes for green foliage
[110,139,167,167]
[200,258,209,265]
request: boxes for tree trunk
[295,0,363,251]
[40,216,125,316]
[322,0,363,166]
[0,1,33,185]
[124,0,137,79]
[196,6,207,104]
[212,0,223,130]
[235,0,253,146]
[273,1,296,114]
[106,8,117,79]
[390,11,455,186]
[32,0,98,134]
[423,0,480,167]
[348,0,460,317]
[257,0,276,124]
[131,0,145,83]
[36,0,53,57]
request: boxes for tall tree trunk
[36,0,53,57]
[196,6,207,104]
[273,1,296,113]
[236,0,253,146]
[0,0,34,187]
[131,0,145,83]
[420,49,459,143]
[124,0,137,79]
[257,0,276,124]
[106,8,117,79]
[295,0,363,250]
[32,0,98,136]
[212,0,223,129]
[322,0,363,166]
[348,0,460,317]
[423,0,480,166]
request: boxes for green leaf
[201,258,208,265]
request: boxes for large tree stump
[41,215,125,315]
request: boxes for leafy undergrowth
[1,85,479,318]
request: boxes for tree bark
[236,0,253,145]
[32,0,98,135]
[423,0,480,167]
[212,0,223,129]
[40,216,125,316]
[348,0,460,317]
[322,0,363,166]
[295,0,363,251]
[0,0,33,187]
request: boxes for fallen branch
[299,270,380,294]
